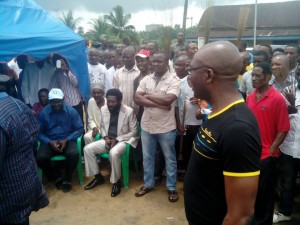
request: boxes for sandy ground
[30,168,300,225]
[30,169,188,225]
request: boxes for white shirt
[106,66,117,91]
[176,76,202,126]
[8,59,21,77]
[87,97,106,131]
[280,88,300,158]
[21,62,55,106]
[239,70,254,96]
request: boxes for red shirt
[246,85,290,159]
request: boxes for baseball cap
[135,50,150,59]
[49,88,64,100]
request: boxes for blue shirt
[38,104,83,143]
[0,93,49,223]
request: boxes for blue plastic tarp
[0,0,90,101]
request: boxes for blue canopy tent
[0,0,90,101]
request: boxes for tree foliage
[104,5,135,38]
[87,16,111,42]
[60,10,82,31]
[139,26,177,52]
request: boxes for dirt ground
[30,169,188,225]
[30,168,300,225]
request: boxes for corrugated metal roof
[198,1,300,29]
[189,1,300,40]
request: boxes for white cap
[49,88,64,100]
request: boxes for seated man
[83,89,138,197]
[32,88,49,116]
[36,88,84,193]
[83,84,106,145]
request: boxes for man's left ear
[206,69,215,84]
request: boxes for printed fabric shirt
[280,87,300,158]
[87,63,109,93]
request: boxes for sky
[35,0,297,32]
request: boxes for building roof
[188,1,300,41]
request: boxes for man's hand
[177,125,186,135]
[189,97,198,105]
[287,105,298,114]
[110,139,119,149]
[92,127,99,138]
[59,139,68,152]
[49,141,62,153]
[195,109,205,120]
[283,89,296,106]
[104,137,112,149]
[158,104,171,110]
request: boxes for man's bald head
[240,51,251,74]
[175,55,188,63]
[122,46,135,57]
[241,51,250,61]
[88,48,100,65]
[189,41,243,102]
[193,41,242,78]
[271,54,290,81]
[272,54,289,68]
[122,46,136,69]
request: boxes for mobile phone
[56,60,61,69]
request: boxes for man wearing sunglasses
[184,41,261,225]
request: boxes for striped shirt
[49,69,82,106]
[32,102,45,116]
[114,65,140,110]
[0,93,49,223]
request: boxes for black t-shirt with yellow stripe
[184,100,261,225]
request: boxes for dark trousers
[36,142,79,182]
[277,152,300,216]
[254,156,278,225]
[175,125,200,171]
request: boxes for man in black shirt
[184,41,261,225]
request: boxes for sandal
[168,190,179,203]
[135,186,153,197]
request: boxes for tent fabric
[0,0,90,101]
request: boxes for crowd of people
[1,31,300,225]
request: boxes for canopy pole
[254,0,257,46]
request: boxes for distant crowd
[1,32,300,225]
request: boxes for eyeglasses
[185,66,208,74]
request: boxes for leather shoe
[84,176,104,190]
[111,180,121,197]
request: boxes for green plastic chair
[95,133,138,189]
[38,136,84,185]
